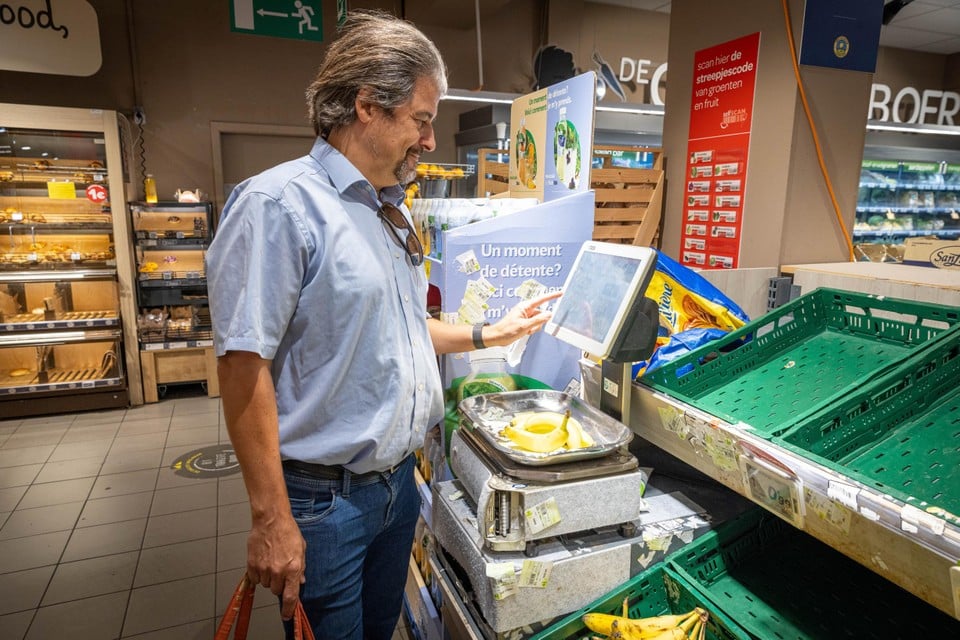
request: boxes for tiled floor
[0,387,414,640]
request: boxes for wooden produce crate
[475,145,664,247]
[476,148,510,196]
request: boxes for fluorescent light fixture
[866,120,960,136]
[20,146,30,150]
[443,87,666,116]
[441,88,515,104]
[596,104,664,115]
[0,269,117,282]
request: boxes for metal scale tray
[457,389,633,466]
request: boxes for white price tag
[827,480,860,511]
[70,252,82,261]
[485,563,518,601]
[27,252,38,262]
[162,271,173,280]
[804,488,851,533]
[901,504,947,536]
[11,211,23,221]
[524,497,561,535]
[859,507,880,521]
[518,560,552,588]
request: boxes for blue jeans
[281,455,420,640]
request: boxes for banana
[502,416,567,452]
[501,410,596,453]
[687,617,703,640]
[564,416,595,449]
[583,608,699,639]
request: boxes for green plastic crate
[529,564,749,640]
[666,509,960,639]
[775,330,960,518]
[641,288,960,438]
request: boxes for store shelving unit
[0,103,142,415]
[856,159,960,243]
[580,284,960,622]
[130,201,219,402]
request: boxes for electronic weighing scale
[432,242,693,635]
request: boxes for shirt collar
[308,137,406,209]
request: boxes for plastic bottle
[144,174,158,204]
[458,346,517,402]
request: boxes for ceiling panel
[586,0,960,54]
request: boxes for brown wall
[1,0,956,247]
[0,0,543,204]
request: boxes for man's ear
[355,88,377,124]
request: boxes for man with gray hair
[207,10,558,639]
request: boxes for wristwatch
[472,322,488,350]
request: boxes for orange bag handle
[215,574,315,640]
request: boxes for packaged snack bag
[634,251,749,377]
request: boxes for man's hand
[487,290,563,345]
[246,511,307,620]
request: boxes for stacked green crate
[665,509,960,639]
[775,328,960,521]
[529,563,750,640]
[641,288,960,439]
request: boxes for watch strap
[472,322,488,350]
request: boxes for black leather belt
[282,456,407,482]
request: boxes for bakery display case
[130,201,218,402]
[0,103,142,415]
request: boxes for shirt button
[404,295,410,302]
[418,383,424,391]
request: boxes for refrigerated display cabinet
[0,103,142,415]
[854,127,960,261]
[856,159,960,242]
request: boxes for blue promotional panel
[799,0,883,73]
[431,191,595,390]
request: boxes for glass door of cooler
[0,104,139,415]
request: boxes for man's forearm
[218,351,290,521]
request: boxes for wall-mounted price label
[739,453,804,528]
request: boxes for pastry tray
[457,389,632,466]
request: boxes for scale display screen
[545,241,657,359]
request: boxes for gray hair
[306,10,448,137]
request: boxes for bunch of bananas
[583,600,708,640]
[500,410,594,453]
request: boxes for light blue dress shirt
[206,138,443,474]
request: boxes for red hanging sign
[679,32,760,269]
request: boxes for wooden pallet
[476,145,664,247]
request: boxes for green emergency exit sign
[230,0,323,42]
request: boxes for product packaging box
[902,237,960,269]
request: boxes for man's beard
[396,151,419,185]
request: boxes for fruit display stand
[581,287,960,622]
